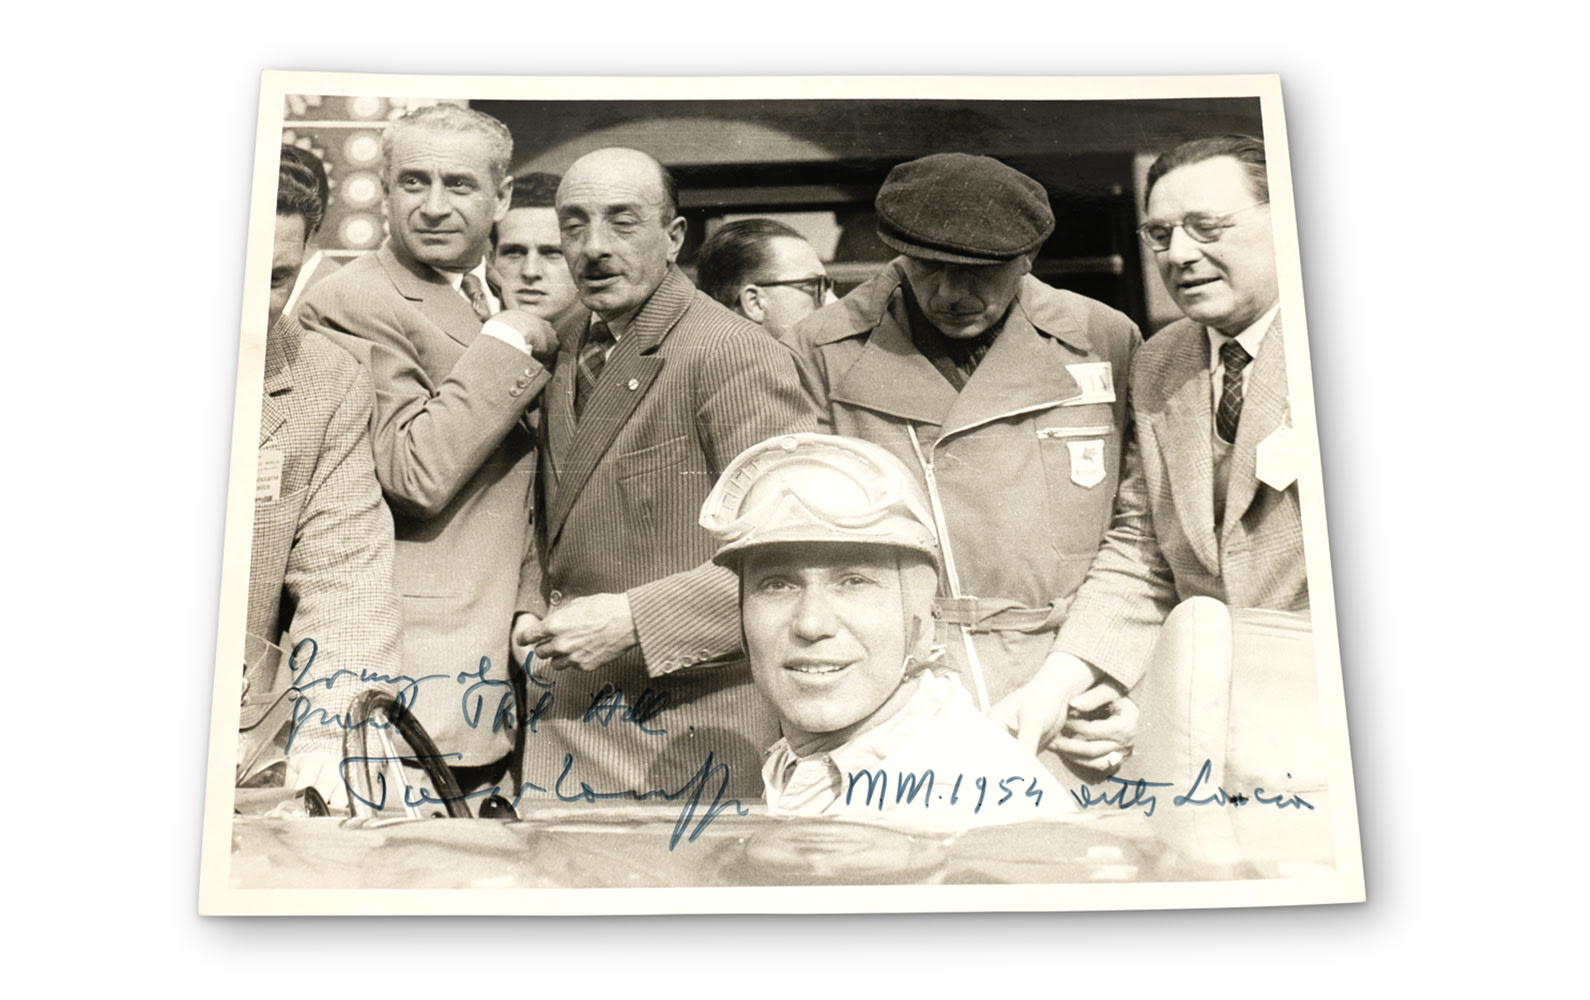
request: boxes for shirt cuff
[479,318,532,355]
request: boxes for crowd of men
[248,102,1306,814]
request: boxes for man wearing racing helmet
[701,433,1072,825]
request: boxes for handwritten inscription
[1070,760,1314,817]
[845,770,1048,812]
[282,637,740,847]
[285,639,671,747]
[283,638,447,753]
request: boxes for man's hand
[488,309,560,365]
[1051,684,1138,774]
[525,593,639,679]
[990,650,1098,757]
[511,612,544,670]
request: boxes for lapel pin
[627,378,639,391]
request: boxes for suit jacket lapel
[377,243,482,349]
[1221,313,1288,541]
[543,321,581,489]
[1151,329,1220,575]
[544,267,689,541]
[259,319,294,446]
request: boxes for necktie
[459,273,494,322]
[573,320,616,421]
[1216,340,1252,444]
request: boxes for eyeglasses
[1137,203,1268,252]
[753,274,835,307]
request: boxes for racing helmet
[702,433,940,569]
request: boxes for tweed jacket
[1056,312,1309,682]
[299,242,550,767]
[791,261,1142,704]
[522,265,817,798]
[247,317,402,757]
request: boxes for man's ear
[493,174,514,223]
[664,215,688,262]
[737,285,767,324]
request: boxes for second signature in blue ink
[1070,759,1315,817]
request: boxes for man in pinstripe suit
[999,135,1308,757]
[511,148,817,798]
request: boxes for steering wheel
[342,690,472,819]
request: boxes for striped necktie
[459,273,494,322]
[1216,340,1252,444]
[574,319,616,421]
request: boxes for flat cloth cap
[875,153,1055,265]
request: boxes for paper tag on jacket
[1062,363,1116,405]
[256,447,284,503]
[1256,425,1299,491]
[1066,439,1106,488]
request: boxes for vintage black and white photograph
[199,71,1362,913]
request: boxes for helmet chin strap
[898,553,940,682]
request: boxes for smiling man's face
[1145,155,1278,337]
[741,543,923,751]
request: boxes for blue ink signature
[845,769,1046,812]
[1070,759,1315,817]
[339,751,746,850]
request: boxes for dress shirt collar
[1207,300,1280,371]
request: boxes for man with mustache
[791,152,1140,783]
[510,147,816,797]
[1004,135,1308,756]
[299,104,560,797]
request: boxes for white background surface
[8,2,1577,992]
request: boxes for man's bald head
[555,147,686,320]
[559,147,679,223]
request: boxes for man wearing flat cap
[790,152,1142,781]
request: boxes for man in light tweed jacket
[249,152,401,802]
[997,135,1308,758]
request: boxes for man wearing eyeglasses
[695,219,837,342]
[791,152,1142,783]
[999,135,1308,760]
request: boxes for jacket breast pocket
[614,434,696,530]
[1033,405,1120,559]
